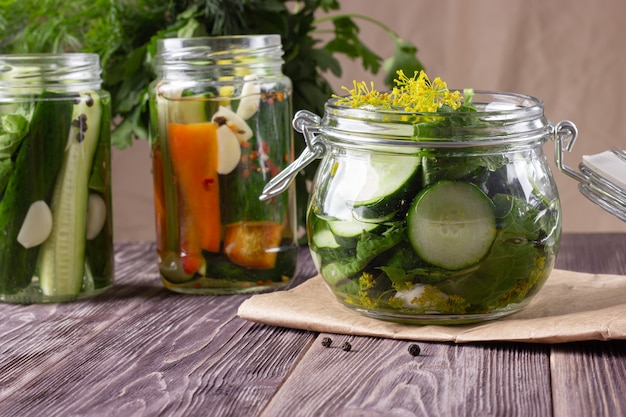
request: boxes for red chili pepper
[202,177,215,191]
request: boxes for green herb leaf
[382,38,425,87]
[324,16,381,73]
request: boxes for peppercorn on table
[0,233,625,417]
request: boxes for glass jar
[0,53,114,303]
[265,91,570,324]
[149,35,297,294]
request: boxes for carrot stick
[168,122,221,273]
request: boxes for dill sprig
[336,70,464,113]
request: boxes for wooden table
[0,233,625,417]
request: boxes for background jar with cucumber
[149,35,298,294]
[0,53,113,303]
[264,88,571,324]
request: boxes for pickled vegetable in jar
[0,53,114,303]
[149,36,297,294]
[264,71,569,324]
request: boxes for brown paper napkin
[237,269,626,343]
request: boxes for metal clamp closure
[259,110,326,201]
[554,120,626,221]
[554,120,585,183]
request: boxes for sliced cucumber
[407,181,496,270]
[310,215,341,250]
[37,91,103,296]
[167,88,207,124]
[308,213,363,266]
[351,153,421,221]
[0,93,72,294]
[329,219,378,237]
[312,228,340,249]
[352,154,421,203]
[327,218,379,246]
[321,151,421,222]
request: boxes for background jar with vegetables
[0,53,114,303]
[150,35,298,294]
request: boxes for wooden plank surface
[0,234,624,417]
[260,337,551,417]
[550,233,626,417]
[0,244,316,417]
[551,341,626,417]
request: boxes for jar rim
[320,90,550,148]
[0,53,102,94]
[154,35,285,77]
[0,52,100,62]
[157,35,282,53]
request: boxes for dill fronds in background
[0,0,423,231]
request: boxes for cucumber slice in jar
[310,215,341,250]
[321,151,421,222]
[328,219,379,246]
[165,88,208,124]
[351,153,421,221]
[37,91,103,297]
[407,181,496,270]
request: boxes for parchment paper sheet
[237,269,626,343]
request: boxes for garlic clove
[216,124,241,175]
[86,193,107,240]
[212,106,253,143]
[17,200,53,248]
[236,74,261,120]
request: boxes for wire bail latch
[260,110,326,201]
[554,120,626,221]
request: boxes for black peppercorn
[341,341,352,352]
[321,337,332,348]
[408,343,421,356]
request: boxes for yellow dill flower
[359,290,377,309]
[359,272,376,290]
[336,80,392,109]
[392,70,463,112]
[335,70,463,113]
[497,255,548,306]
[387,296,405,309]
[445,294,470,315]
[408,284,469,314]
